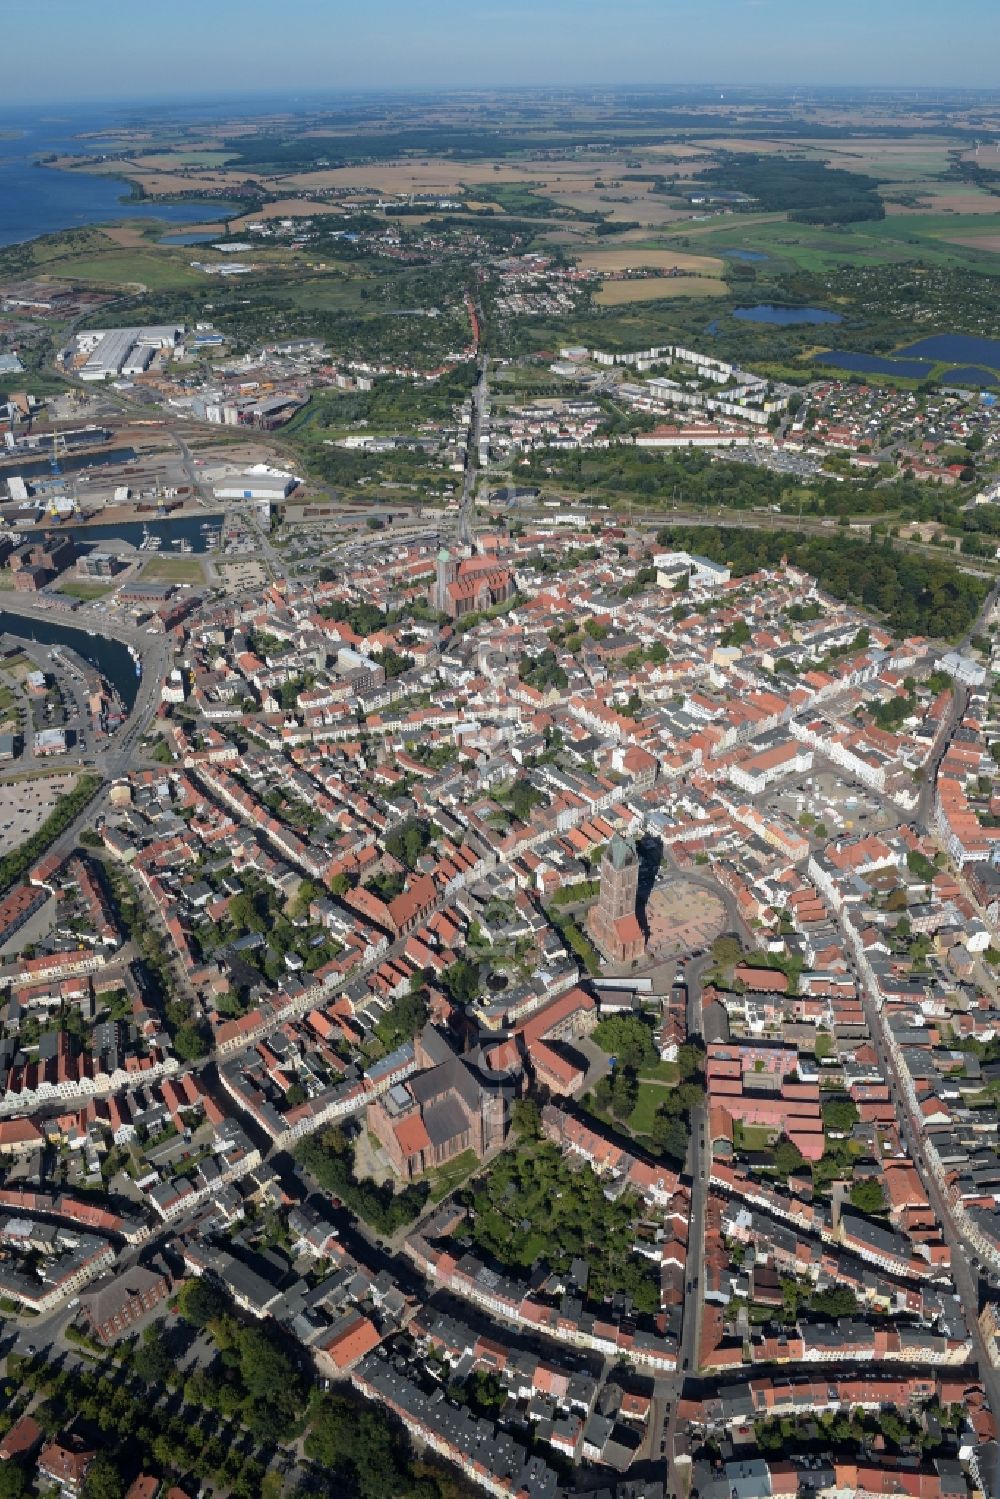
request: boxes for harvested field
[578,246,724,274]
[100,226,155,248]
[887,189,1000,216]
[282,158,622,196]
[594,277,726,304]
[227,199,344,225]
[942,233,1000,254]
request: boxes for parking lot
[759,764,898,838]
[0,770,79,849]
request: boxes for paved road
[855,968,1000,1496]
[826,579,1000,1494]
[654,951,710,1488]
[458,298,488,548]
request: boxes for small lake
[0,611,138,709]
[897,334,1000,368]
[734,304,843,326]
[815,351,934,379]
[941,367,999,388]
[158,231,219,246]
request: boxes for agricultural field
[576,246,724,274]
[594,277,727,304]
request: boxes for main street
[653,948,710,1490]
[828,575,1000,1495]
[457,295,488,549]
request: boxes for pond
[896,333,1000,368]
[158,231,219,246]
[733,304,843,326]
[814,351,934,379]
[941,367,999,388]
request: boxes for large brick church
[432,546,516,620]
[367,1025,508,1182]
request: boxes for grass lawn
[425,1148,481,1203]
[628,1081,667,1138]
[57,581,116,600]
[734,1122,777,1152]
[139,555,206,583]
[46,250,204,290]
[284,277,383,313]
[638,1059,680,1084]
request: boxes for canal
[23,512,225,555]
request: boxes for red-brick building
[367,1026,507,1181]
[432,547,516,620]
[586,836,645,965]
[81,1264,171,1345]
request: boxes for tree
[0,1464,26,1498]
[593,1076,613,1112]
[133,1321,173,1386]
[850,1178,886,1215]
[610,1066,639,1121]
[592,1014,657,1070]
[886,887,908,913]
[228,890,266,934]
[809,1285,858,1318]
[906,848,936,881]
[773,1137,805,1177]
[173,1021,209,1061]
[822,1097,859,1134]
[650,1109,688,1164]
[177,1275,228,1328]
[385,819,433,870]
[289,879,322,921]
[442,957,480,1008]
[81,1455,125,1499]
[376,986,428,1048]
[878,1409,910,1447]
[511,1099,541,1141]
[677,1042,704,1081]
[720,619,751,648]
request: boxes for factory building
[213,465,299,502]
[75,326,182,383]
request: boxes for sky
[7,0,1000,102]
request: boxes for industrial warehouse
[68,326,183,382]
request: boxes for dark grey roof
[410,1054,482,1114]
[423,1095,471,1149]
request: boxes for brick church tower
[586,835,645,965]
